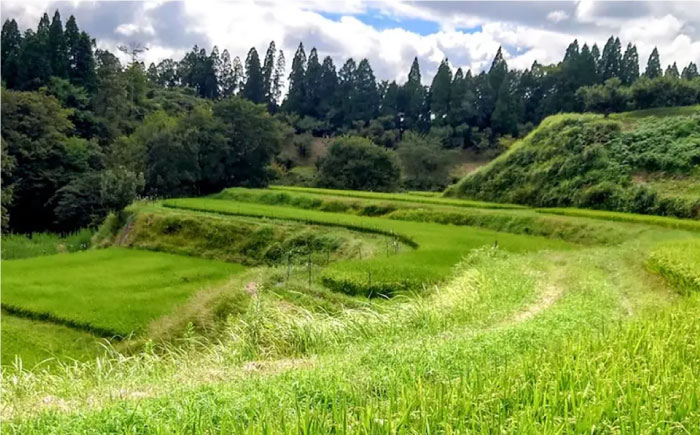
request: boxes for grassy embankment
[447,108,700,219]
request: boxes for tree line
[2,11,699,233]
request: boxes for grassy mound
[447,110,700,218]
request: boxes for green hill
[446,107,700,219]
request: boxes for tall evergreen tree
[261,41,276,106]
[72,31,97,91]
[1,19,23,88]
[64,16,80,79]
[620,43,639,85]
[579,43,599,85]
[317,56,338,124]
[644,47,662,78]
[429,58,452,124]
[400,57,427,131]
[303,48,322,117]
[665,62,679,79]
[337,58,357,125]
[219,49,236,97]
[232,56,245,93]
[591,43,601,80]
[600,36,622,80]
[352,59,380,123]
[491,72,519,136]
[270,50,285,109]
[47,10,67,78]
[242,47,265,103]
[488,46,508,91]
[284,42,306,113]
[681,62,698,80]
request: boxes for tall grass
[647,239,700,294]
[1,229,93,260]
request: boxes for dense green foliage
[449,112,700,218]
[2,248,243,336]
[315,137,401,192]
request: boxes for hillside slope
[446,107,700,219]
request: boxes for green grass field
[2,248,244,336]
[1,313,105,368]
[2,185,699,432]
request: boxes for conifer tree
[261,41,276,105]
[48,10,67,78]
[644,47,662,78]
[681,62,698,80]
[337,58,357,125]
[620,43,639,85]
[1,19,23,88]
[318,56,338,124]
[401,57,427,131]
[353,59,379,123]
[600,36,622,80]
[284,42,307,113]
[243,47,265,103]
[591,43,601,79]
[429,58,452,124]
[232,56,245,93]
[303,48,322,117]
[270,50,285,109]
[665,62,679,79]
[219,49,236,97]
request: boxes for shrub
[315,136,400,192]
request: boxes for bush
[397,132,457,191]
[315,136,400,192]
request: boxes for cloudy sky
[3,1,700,85]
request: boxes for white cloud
[547,10,569,23]
[2,0,699,86]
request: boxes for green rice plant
[1,248,244,337]
[270,185,526,209]
[537,207,700,231]
[1,229,93,260]
[1,313,104,368]
[647,239,700,294]
[386,208,645,245]
[163,197,572,297]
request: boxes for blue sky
[3,1,699,86]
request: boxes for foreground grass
[3,240,696,432]
[1,248,244,337]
